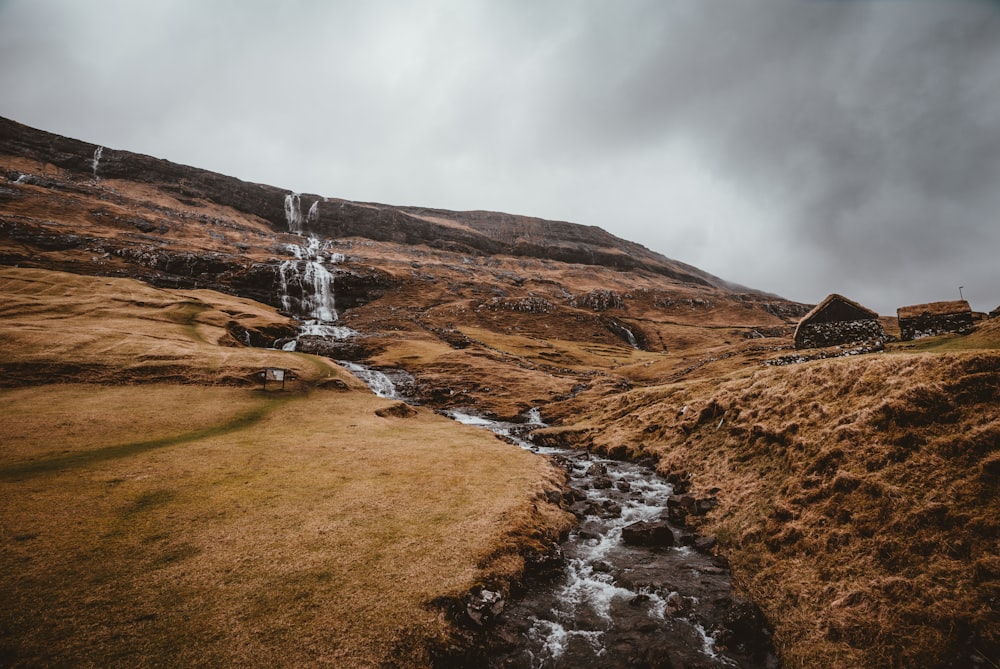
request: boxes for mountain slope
[0,115,732,288]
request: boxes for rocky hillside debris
[743,327,789,339]
[4,222,101,251]
[569,288,625,311]
[225,321,298,348]
[428,327,474,349]
[765,340,885,366]
[655,295,716,310]
[478,295,554,313]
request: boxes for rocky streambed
[444,411,779,669]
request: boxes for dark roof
[793,294,880,343]
[797,293,879,324]
[897,300,971,320]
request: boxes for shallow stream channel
[444,410,779,669]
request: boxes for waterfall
[307,200,320,226]
[622,325,639,349]
[284,193,303,234]
[274,235,358,352]
[92,146,104,182]
[278,236,341,321]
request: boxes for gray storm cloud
[1,0,998,313]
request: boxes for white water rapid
[446,409,773,668]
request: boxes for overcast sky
[1,0,998,313]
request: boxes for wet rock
[664,591,691,616]
[524,545,565,581]
[667,471,692,494]
[718,599,774,661]
[616,480,632,492]
[592,560,613,573]
[621,520,675,548]
[466,589,505,627]
[666,495,693,525]
[587,463,608,477]
[694,536,718,553]
[666,505,688,526]
[544,489,562,506]
[591,476,614,490]
[598,501,622,518]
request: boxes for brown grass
[550,351,1000,668]
[0,269,573,667]
[0,267,352,388]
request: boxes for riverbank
[541,349,1000,667]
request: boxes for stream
[446,411,778,669]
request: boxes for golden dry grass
[0,267,353,388]
[0,268,573,667]
[554,351,1000,667]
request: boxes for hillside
[1,117,997,668]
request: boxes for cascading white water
[279,236,341,321]
[307,199,320,226]
[274,234,357,352]
[284,193,304,234]
[337,361,399,399]
[92,146,104,182]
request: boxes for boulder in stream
[621,520,675,548]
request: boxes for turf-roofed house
[897,300,975,341]
[793,293,885,350]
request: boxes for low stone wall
[794,319,885,350]
[899,313,974,341]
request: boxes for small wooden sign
[261,367,287,390]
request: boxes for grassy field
[0,269,572,667]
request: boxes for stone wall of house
[899,313,974,341]
[794,319,885,350]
